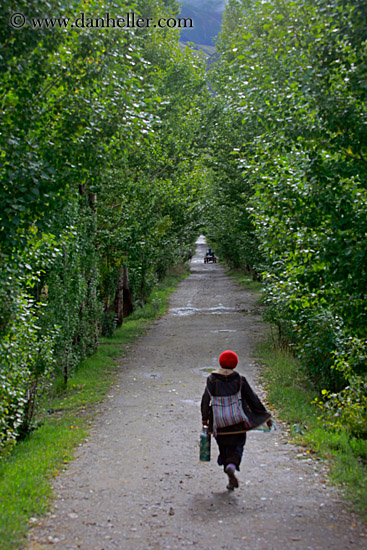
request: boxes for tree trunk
[113,266,133,326]
[113,267,124,327]
[123,266,133,318]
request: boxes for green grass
[258,339,367,519]
[0,264,190,550]
[257,339,319,429]
[228,267,367,519]
[226,267,264,292]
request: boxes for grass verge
[226,267,264,292]
[227,270,367,519]
[0,264,190,550]
[258,338,367,520]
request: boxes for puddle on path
[210,329,238,333]
[169,305,238,316]
[199,366,215,374]
[143,373,162,379]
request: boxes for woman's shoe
[225,463,239,489]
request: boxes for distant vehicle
[204,248,217,263]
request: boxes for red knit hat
[219,350,238,369]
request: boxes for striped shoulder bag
[207,379,251,436]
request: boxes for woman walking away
[201,350,271,490]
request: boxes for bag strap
[206,373,242,400]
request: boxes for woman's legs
[216,433,246,490]
[216,433,246,471]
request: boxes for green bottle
[200,425,211,462]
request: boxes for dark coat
[201,371,271,435]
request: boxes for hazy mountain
[182,0,226,10]
[179,1,225,47]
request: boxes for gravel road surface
[27,236,367,550]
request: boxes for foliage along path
[27,237,366,550]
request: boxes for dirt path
[28,237,366,550]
